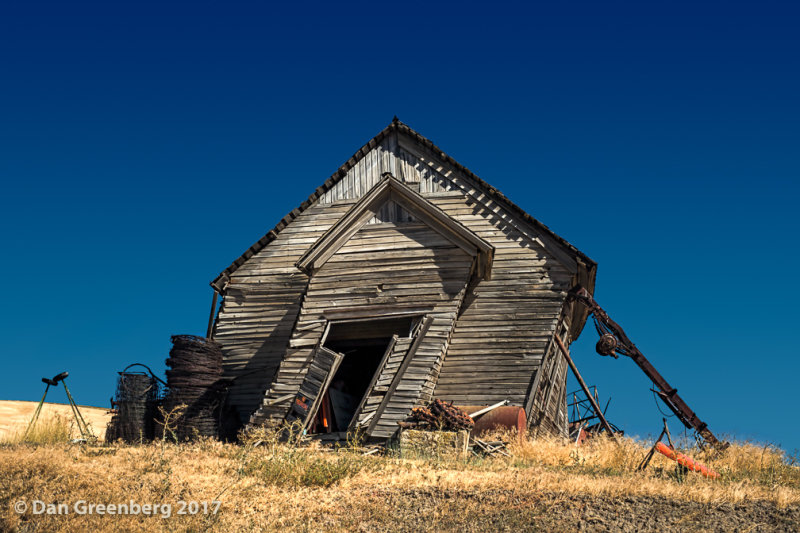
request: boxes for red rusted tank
[456,405,527,438]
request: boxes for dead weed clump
[705,442,800,488]
[508,432,645,474]
[235,424,376,488]
[1,413,73,445]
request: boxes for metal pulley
[595,333,619,358]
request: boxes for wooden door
[285,346,344,432]
[349,316,434,437]
[346,335,399,433]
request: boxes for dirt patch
[344,488,800,532]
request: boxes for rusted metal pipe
[569,286,724,450]
[553,334,620,445]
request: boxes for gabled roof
[211,118,596,292]
[297,174,495,279]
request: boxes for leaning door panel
[349,335,413,431]
[286,346,343,431]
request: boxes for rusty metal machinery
[456,405,527,437]
[569,286,726,450]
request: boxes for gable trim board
[296,174,494,280]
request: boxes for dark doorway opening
[310,316,416,433]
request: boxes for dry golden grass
[504,432,800,507]
[0,400,110,442]
[0,428,798,532]
[2,413,73,445]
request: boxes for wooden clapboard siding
[369,311,464,440]
[426,192,573,436]
[317,134,458,205]
[525,317,571,438]
[249,221,474,431]
[211,121,596,437]
[317,135,396,204]
[214,202,352,421]
[366,200,415,225]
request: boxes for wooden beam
[553,334,619,445]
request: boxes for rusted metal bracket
[568,286,726,451]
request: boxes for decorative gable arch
[296,174,495,280]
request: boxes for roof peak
[211,120,595,291]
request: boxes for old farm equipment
[161,335,228,440]
[638,419,720,478]
[24,375,60,439]
[568,286,726,450]
[25,371,95,441]
[106,364,165,443]
[568,386,622,444]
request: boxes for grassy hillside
[0,400,111,442]
[1,425,798,532]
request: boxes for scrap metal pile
[397,400,516,458]
[567,386,623,445]
[405,399,475,431]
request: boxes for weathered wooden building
[209,119,596,440]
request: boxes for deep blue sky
[1,1,798,450]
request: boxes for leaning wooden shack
[208,119,597,441]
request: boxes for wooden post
[663,418,675,448]
[638,418,672,471]
[553,334,619,445]
[206,289,219,339]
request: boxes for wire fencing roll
[160,335,227,440]
[106,372,162,443]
